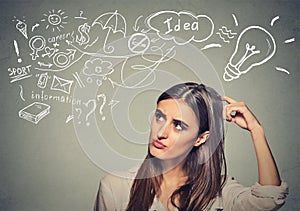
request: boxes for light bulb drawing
[223,26,276,82]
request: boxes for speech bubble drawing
[146,10,214,45]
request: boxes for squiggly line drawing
[216,32,230,43]
[19,85,25,101]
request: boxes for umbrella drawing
[92,10,126,53]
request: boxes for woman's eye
[174,122,183,131]
[155,112,165,122]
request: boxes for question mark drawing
[97,94,107,121]
[83,99,97,126]
[75,108,82,124]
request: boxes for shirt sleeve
[94,175,117,211]
[222,177,288,211]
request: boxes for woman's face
[149,98,202,161]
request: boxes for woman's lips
[152,140,166,149]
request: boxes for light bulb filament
[236,43,260,70]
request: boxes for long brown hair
[126,82,227,211]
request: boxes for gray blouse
[94,168,288,211]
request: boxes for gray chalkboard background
[0,0,299,210]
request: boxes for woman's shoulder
[100,165,139,189]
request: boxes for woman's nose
[157,123,170,139]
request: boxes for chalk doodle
[41,9,68,32]
[50,75,74,94]
[216,26,237,43]
[13,40,22,63]
[42,46,58,58]
[29,35,46,60]
[65,114,74,123]
[31,23,40,32]
[270,16,280,26]
[13,17,28,39]
[275,67,290,75]
[83,99,97,126]
[232,14,239,26]
[8,65,32,83]
[19,85,26,101]
[97,94,106,121]
[146,10,214,45]
[284,38,295,44]
[92,10,127,53]
[18,102,50,124]
[74,108,82,124]
[223,26,276,82]
[128,33,150,54]
[52,49,76,68]
[75,10,87,20]
[5,8,296,128]
[37,72,49,89]
[72,72,85,88]
[83,58,114,78]
[76,23,91,46]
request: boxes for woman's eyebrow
[155,109,166,119]
[173,119,189,128]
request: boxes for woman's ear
[194,131,209,147]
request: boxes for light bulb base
[223,63,240,82]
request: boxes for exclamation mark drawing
[13,40,22,63]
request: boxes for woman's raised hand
[222,96,261,132]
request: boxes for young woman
[94,82,288,211]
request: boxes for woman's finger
[222,96,237,104]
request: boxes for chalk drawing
[232,14,238,26]
[133,15,150,33]
[82,58,114,77]
[52,49,76,68]
[223,26,276,82]
[74,108,82,124]
[270,16,280,26]
[37,72,49,89]
[97,94,106,121]
[31,90,82,105]
[50,75,74,94]
[83,99,97,126]
[75,10,87,20]
[76,23,91,46]
[73,72,85,88]
[8,65,32,83]
[13,17,28,39]
[42,46,58,58]
[92,10,127,53]
[29,35,46,60]
[31,23,40,32]
[19,85,26,101]
[216,26,237,43]
[275,67,290,75]
[84,37,99,49]
[284,38,295,44]
[65,114,74,123]
[41,9,68,32]
[38,62,53,69]
[146,10,214,45]
[201,43,222,50]
[128,33,150,54]
[18,102,50,124]
[13,40,22,63]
